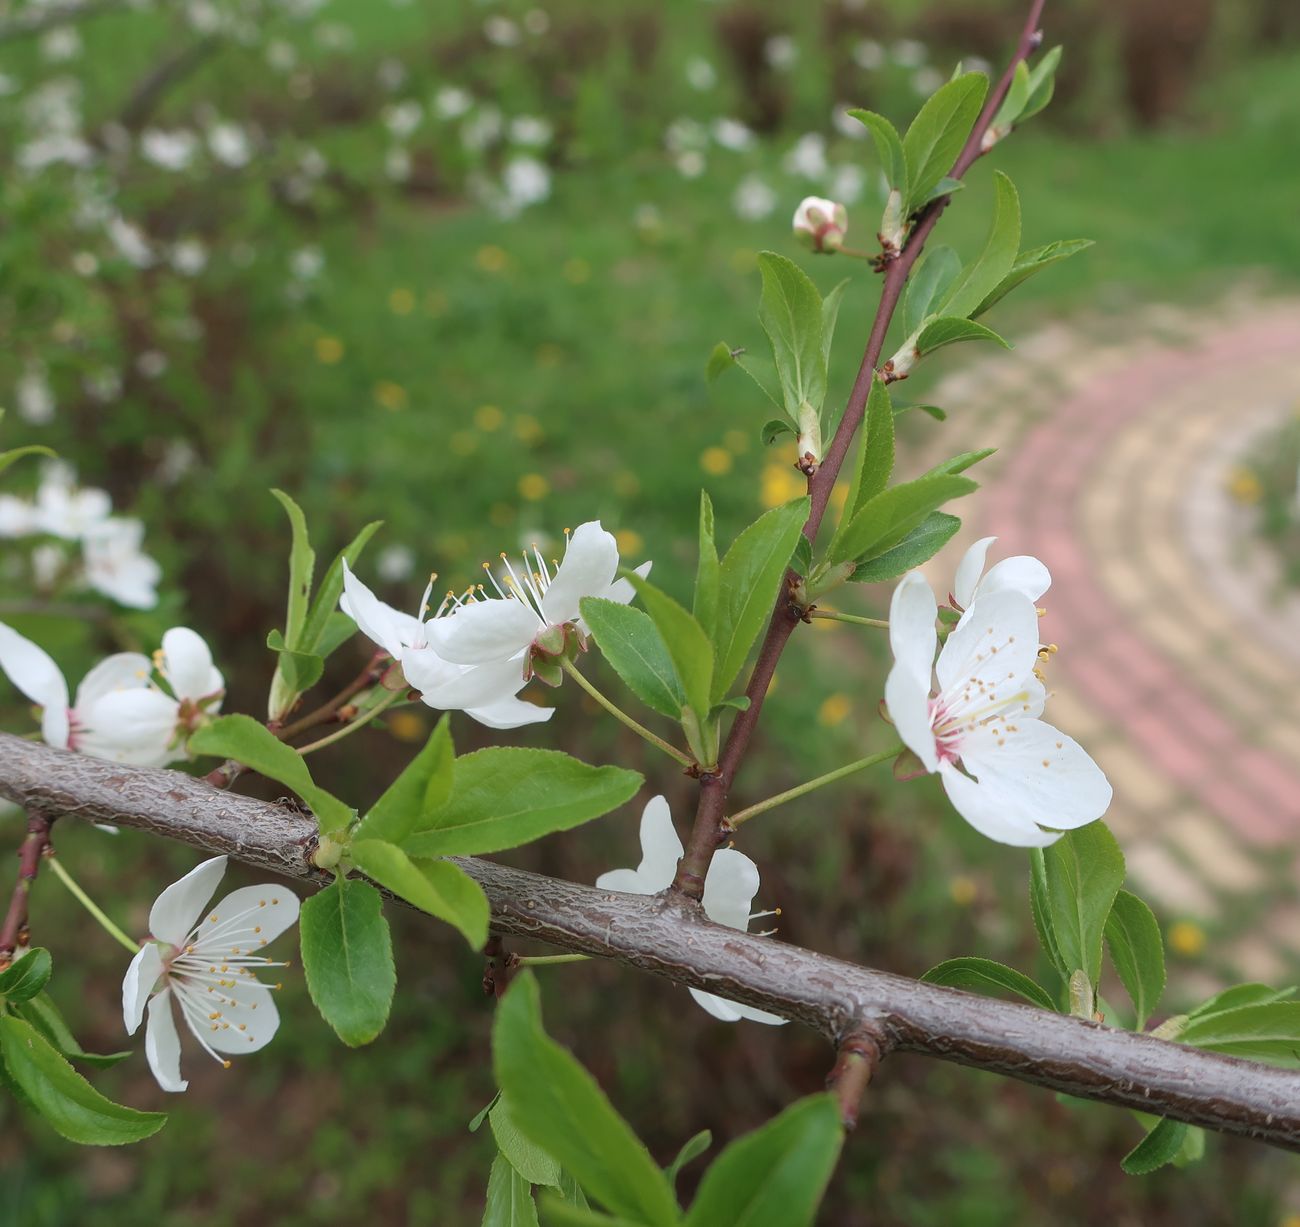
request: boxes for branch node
[827,1026,892,1130]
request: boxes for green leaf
[188,714,355,836]
[1105,890,1165,1029]
[706,341,737,382]
[847,512,960,583]
[270,646,325,698]
[902,246,962,338]
[760,419,795,445]
[492,1094,564,1187]
[937,170,1021,308]
[316,610,361,660]
[914,176,965,208]
[847,109,907,196]
[915,317,1009,357]
[684,1094,843,1227]
[921,957,1056,1012]
[709,346,783,410]
[301,520,383,655]
[791,536,813,578]
[0,948,52,1002]
[693,491,720,639]
[299,877,395,1047]
[580,599,684,721]
[902,73,988,212]
[894,402,947,422]
[1041,822,1126,989]
[270,488,316,650]
[1029,848,1067,979]
[0,444,56,476]
[484,1153,542,1227]
[350,839,489,949]
[624,573,714,723]
[14,994,130,1068]
[665,1130,712,1188]
[470,1091,502,1132]
[355,716,455,844]
[537,1202,643,1227]
[402,748,642,858]
[493,975,679,1227]
[840,375,895,532]
[828,474,976,568]
[926,448,996,477]
[1187,983,1296,1022]
[0,1014,165,1145]
[1179,1002,1300,1067]
[973,238,1094,318]
[991,60,1031,131]
[1121,1118,1188,1176]
[819,280,849,375]
[711,498,810,703]
[756,252,826,418]
[1021,45,1062,122]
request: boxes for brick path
[911,298,1300,982]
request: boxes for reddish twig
[673,0,1049,897]
[826,1027,891,1129]
[482,935,519,1000]
[0,810,53,967]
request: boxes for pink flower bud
[791,196,847,254]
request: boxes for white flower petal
[595,867,651,894]
[888,572,937,682]
[594,560,652,611]
[689,987,744,1021]
[425,599,538,665]
[192,884,300,953]
[978,555,1051,604]
[74,652,151,709]
[935,589,1039,698]
[463,695,553,730]
[76,687,180,766]
[340,561,425,658]
[938,762,1061,847]
[406,649,523,710]
[184,975,280,1054]
[0,622,70,746]
[884,660,938,772]
[149,855,228,945]
[959,718,1112,833]
[635,796,683,891]
[539,521,619,626]
[160,627,218,701]
[144,990,188,1092]
[701,848,759,932]
[952,536,995,608]
[122,943,164,1035]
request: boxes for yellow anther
[222,1060,232,1069]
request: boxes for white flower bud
[791,196,847,254]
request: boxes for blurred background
[2,0,1300,1222]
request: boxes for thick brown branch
[674,0,1048,895]
[0,808,53,965]
[3,733,1300,1153]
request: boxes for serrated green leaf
[926,448,996,477]
[1029,848,1067,980]
[665,1130,712,1188]
[915,316,1010,357]
[828,474,976,568]
[301,520,383,655]
[1041,822,1126,989]
[493,975,679,1227]
[935,173,1021,320]
[694,491,720,639]
[847,512,960,583]
[839,375,895,539]
[350,839,488,949]
[711,498,809,703]
[902,73,988,212]
[757,252,826,419]
[0,948,51,1002]
[492,1094,564,1188]
[579,598,684,721]
[921,957,1056,1012]
[684,1094,843,1227]
[484,1153,542,1227]
[299,877,395,1047]
[13,995,130,1068]
[402,748,642,858]
[624,573,713,723]
[821,281,849,374]
[973,238,1094,318]
[1121,1117,1188,1176]
[470,1091,502,1132]
[188,714,354,836]
[354,716,455,844]
[847,109,907,196]
[1105,890,1165,1029]
[270,488,315,650]
[903,247,962,339]
[0,1014,165,1145]
[1179,1002,1300,1067]
[1187,983,1296,1022]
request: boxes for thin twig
[0,809,53,966]
[726,744,900,828]
[561,657,693,767]
[826,1027,891,1130]
[482,935,519,999]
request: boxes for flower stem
[727,744,902,829]
[559,658,693,768]
[516,953,591,967]
[45,856,139,954]
[808,609,889,630]
[295,689,405,755]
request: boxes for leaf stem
[808,609,890,630]
[560,658,693,768]
[295,689,405,755]
[515,953,591,967]
[728,744,902,828]
[46,856,139,954]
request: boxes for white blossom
[711,117,755,152]
[40,27,82,63]
[733,174,777,221]
[597,797,786,1025]
[764,34,798,70]
[107,215,154,268]
[122,856,297,1092]
[484,15,520,46]
[434,86,473,120]
[509,115,552,148]
[502,156,551,210]
[950,537,1051,616]
[171,238,208,276]
[892,39,928,68]
[33,465,110,539]
[792,196,847,253]
[16,368,55,425]
[685,58,716,91]
[82,518,162,609]
[140,129,199,171]
[853,39,884,70]
[383,100,423,139]
[783,132,827,180]
[208,121,251,168]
